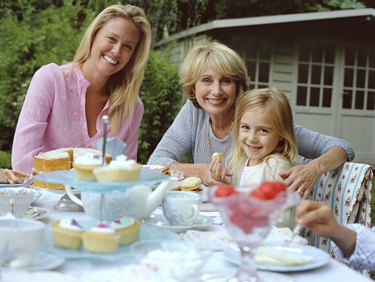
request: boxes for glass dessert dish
[210,184,300,282]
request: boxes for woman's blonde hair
[73,4,151,133]
[228,88,298,174]
[179,42,250,108]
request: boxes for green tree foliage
[0,1,94,150]
[138,51,184,163]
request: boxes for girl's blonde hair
[179,42,250,108]
[228,88,298,174]
[73,4,151,133]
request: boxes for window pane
[297,86,307,106]
[356,69,366,88]
[344,68,354,87]
[342,90,352,109]
[324,66,333,85]
[259,42,271,60]
[259,62,269,82]
[367,91,375,110]
[312,45,323,62]
[298,64,308,83]
[311,65,321,84]
[247,61,256,80]
[325,44,335,64]
[355,91,364,109]
[370,51,375,68]
[322,88,332,107]
[299,44,310,61]
[368,70,375,89]
[357,49,367,67]
[310,87,320,107]
[345,47,355,65]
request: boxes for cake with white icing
[73,153,104,181]
[93,155,141,182]
[51,218,83,249]
[82,223,120,253]
[111,216,141,245]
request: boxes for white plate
[224,243,330,272]
[23,206,50,220]
[0,184,23,188]
[43,224,181,261]
[143,213,213,233]
[2,252,64,271]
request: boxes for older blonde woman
[148,42,354,196]
[12,4,152,173]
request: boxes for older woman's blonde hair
[179,42,250,108]
[228,88,298,175]
[73,4,151,133]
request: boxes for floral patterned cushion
[302,162,373,255]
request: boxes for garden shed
[156,8,375,166]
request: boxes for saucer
[143,213,213,233]
[23,206,50,220]
[3,252,64,271]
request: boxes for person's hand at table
[296,200,356,257]
[279,162,319,199]
[209,157,233,185]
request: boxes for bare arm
[296,200,356,256]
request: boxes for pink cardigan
[12,63,143,173]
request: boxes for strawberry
[214,185,237,197]
[249,181,286,200]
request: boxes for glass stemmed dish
[210,184,300,282]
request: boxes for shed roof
[156,8,375,46]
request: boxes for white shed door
[293,42,375,165]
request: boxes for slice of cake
[93,155,141,182]
[111,216,141,245]
[51,218,83,250]
[82,223,120,253]
[32,148,73,190]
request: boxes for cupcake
[73,153,103,181]
[82,223,120,253]
[51,218,83,250]
[111,216,141,245]
[93,155,141,182]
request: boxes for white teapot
[65,180,171,222]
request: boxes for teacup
[162,191,201,226]
[0,218,45,268]
[0,192,33,217]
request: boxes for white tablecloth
[1,190,371,282]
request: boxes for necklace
[207,118,233,158]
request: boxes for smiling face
[85,17,139,80]
[194,63,237,118]
[239,107,282,165]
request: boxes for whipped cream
[90,223,116,234]
[74,153,102,166]
[111,216,135,230]
[59,218,83,232]
[108,154,136,169]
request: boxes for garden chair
[301,161,373,255]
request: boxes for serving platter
[33,169,170,193]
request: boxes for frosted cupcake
[82,223,120,253]
[93,155,141,182]
[51,218,83,250]
[73,153,103,181]
[111,216,141,245]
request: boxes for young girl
[210,88,299,227]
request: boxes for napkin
[95,137,127,159]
